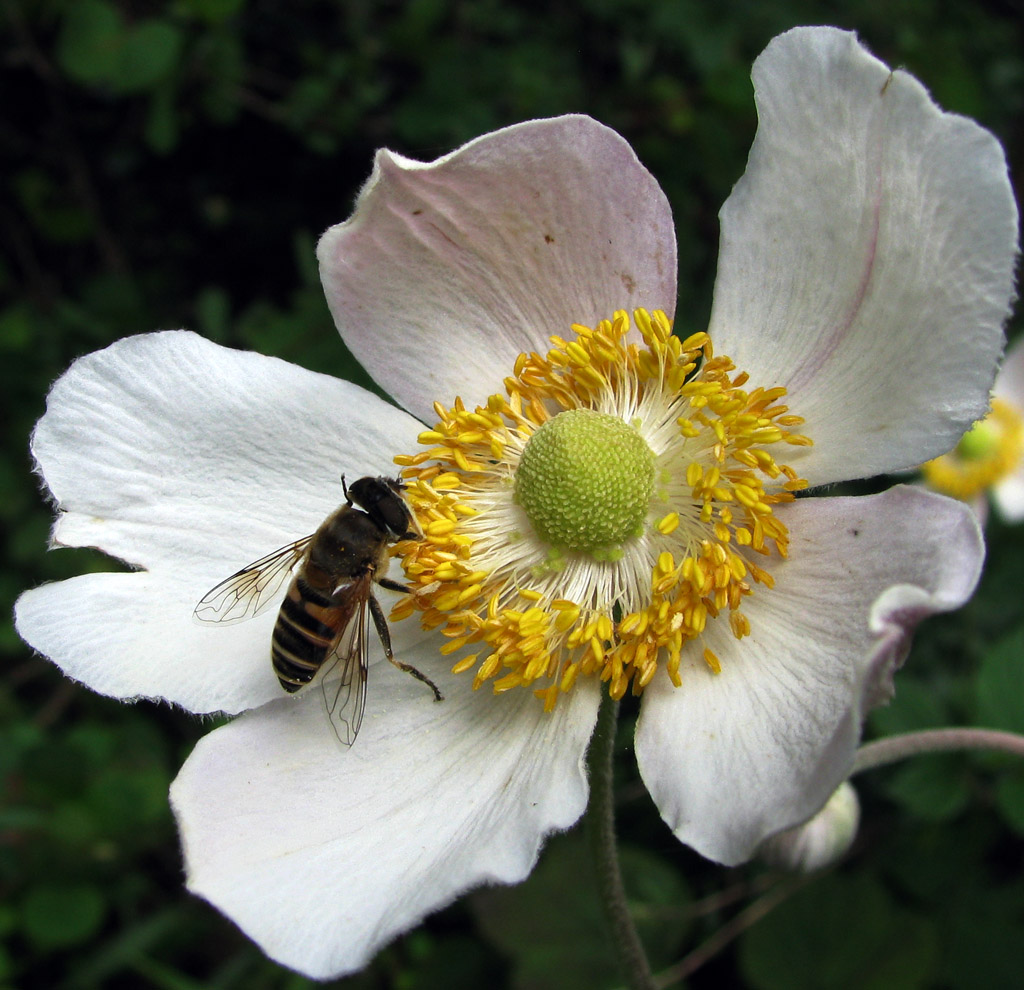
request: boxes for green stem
[852,727,1024,775]
[585,689,656,990]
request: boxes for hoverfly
[194,476,443,745]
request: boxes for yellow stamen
[391,309,810,709]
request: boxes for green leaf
[55,0,123,86]
[869,677,949,736]
[55,1,183,93]
[0,303,34,353]
[878,819,992,902]
[117,21,184,93]
[739,873,936,990]
[21,883,106,949]
[471,829,689,990]
[87,766,172,837]
[176,0,248,23]
[48,801,100,849]
[401,934,496,990]
[145,80,180,153]
[11,169,92,243]
[0,904,16,936]
[60,907,188,990]
[195,286,231,340]
[881,755,970,821]
[994,768,1024,835]
[937,889,1024,990]
[975,626,1024,731]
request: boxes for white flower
[15,27,1018,981]
[922,336,1024,521]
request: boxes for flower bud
[758,782,860,872]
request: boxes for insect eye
[377,498,416,538]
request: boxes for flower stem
[585,689,656,990]
[852,727,1024,775]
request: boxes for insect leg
[368,594,443,702]
[377,576,412,594]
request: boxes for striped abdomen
[271,575,352,692]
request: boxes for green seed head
[514,409,655,556]
[956,416,1000,461]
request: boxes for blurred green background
[3,1,1023,987]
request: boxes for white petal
[15,331,422,712]
[994,335,1024,407]
[317,115,677,423]
[991,338,1024,521]
[635,486,983,865]
[709,27,1018,486]
[992,470,1024,521]
[170,658,599,979]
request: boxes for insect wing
[194,536,314,625]
[319,575,372,746]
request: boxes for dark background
[3,1,1023,987]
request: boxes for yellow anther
[565,341,591,366]
[393,307,807,709]
[554,606,581,631]
[456,584,483,605]
[433,589,462,611]
[451,653,479,674]
[577,366,609,390]
[657,513,680,535]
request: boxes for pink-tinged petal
[170,660,599,980]
[317,115,677,423]
[635,486,983,865]
[969,494,991,527]
[15,331,422,713]
[709,27,1018,487]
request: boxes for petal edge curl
[635,486,983,866]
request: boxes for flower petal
[709,27,1018,486]
[635,486,983,865]
[991,339,1024,521]
[994,336,1024,408]
[992,471,1024,522]
[15,331,422,712]
[317,115,677,423]
[170,660,599,979]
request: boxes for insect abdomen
[271,576,338,692]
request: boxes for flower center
[922,397,1024,502]
[515,409,655,558]
[391,309,811,708]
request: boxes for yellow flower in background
[922,337,1024,521]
